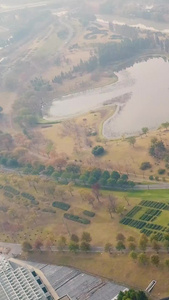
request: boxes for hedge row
[126,206,141,218]
[52,201,70,211]
[64,213,91,224]
[83,210,95,217]
[140,200,169,210]
[42,208,56,214]
[120,217,146,229]
[21,192,35,201]
[4,192,13,199]
[4,185,20,195]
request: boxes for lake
[46,58,169,139]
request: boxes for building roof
[26,261,127,300]
[0,257,52,300]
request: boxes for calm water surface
[46,58,169,139]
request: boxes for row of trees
[0,154,135,189]
[22,232,92,253]
[105,232,169,254]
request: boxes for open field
[41,106,169,182]
[1,169,169,247]
[26,251,169,300]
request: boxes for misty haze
[0,1,169,300]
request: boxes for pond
[45,57,169,139]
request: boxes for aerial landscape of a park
[1,0,169,299]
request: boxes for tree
[104,243,113,253]
[161,122,169,131]
[129,251,137,262]
[140,162,152,170]
[142,127,149,135]
[57,236,67,250]
[127,136,136,147]
[22,241,32,252]
[34,239,43,250]
[71,234,79,243]
[164,239,169,252]
[152,241,161,253]
[116,241,126,252]
[111,171,120,182]
[69,241,79,252]
[80,241,90,251]
[150,254,160,267]
[150,233,158,242]
[165,259,169,268]
[116,233,125,242]
[138,253,148,265]
[81,232,92,243]
[139,234,148,252]
[92,183,101,203]
[107,194,117,218]
[127,236,135,242]
[128,242,136,251]
[117,289,148,300]
[92,145,105,156]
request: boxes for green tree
[71,234,79,243]
[81,232,92,243]
[142,127,149,135]
[152,240,161,253]
[117,289,148,300]
[92,145,105,156]
[165,259,169,268]
[116,233,125,242]
[150,254,160,267]
[129,251,137,262]
[104,243,113,253]
[138,253,148,265]
[116,241,126,252]
[127,136,136,147]
[139,234,148,252]
[22,241,32,252]
[69,241,79,252]
[80,241,90,251]
[57,236,67,251]
[128,242,136,251]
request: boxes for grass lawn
[25,251,169,299]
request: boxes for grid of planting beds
[125,206,141,218]
[120,217,146,229]
[120,199,169,241]
[139,200,169,210]
[139,208,162,222]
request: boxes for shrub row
[4,192,13,199]
[140,200,169,210]
[64,213,91,225]
[52,201,70,211]
[21,192,35,201]
[0,185,3,189]
[42,208,56,214]
[4,185,20,195]
[120,217,146,229]
[126,206,141,218]
[83,210,95,217]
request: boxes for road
[0,1,55,13]
[0,242,21,258]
